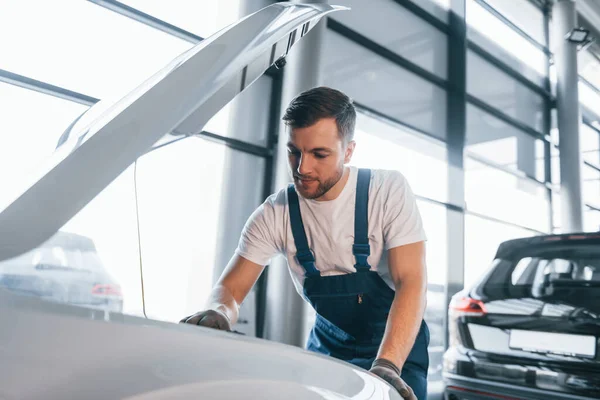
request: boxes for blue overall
[287,168,430,399]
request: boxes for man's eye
[315,153,328,159]
[288,149,300,156]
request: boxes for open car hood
[0,2,346,262]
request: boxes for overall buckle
[295,249,315,264]
[352,244,371,270]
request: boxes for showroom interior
[1,0,600,399]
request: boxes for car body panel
[0,289,397,400]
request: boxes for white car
[0,3,401,399]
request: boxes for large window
[585,208,600,232]
[583,164,600,209]
[466,0,547,86]
[331,0,448,78]
[464,213,537,288]
[323,31,447,140]
[579,50,600,92]
[0,0,193,99]
[0,83,88,195]
[135,137,265,323]
[466,104,545,181]
[579,81,600,121]
[467,51,545,132]
[351,111,449,204]
[581,123,600,168]
[482,0,546,45]
[465,157,550,232]
[408,0,450,22]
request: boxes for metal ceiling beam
[0,68,98,106]
[87,0,204,43]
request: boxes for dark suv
[443,232,600,400]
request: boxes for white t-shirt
[235,166,427,296]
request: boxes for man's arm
[183,195,280,328]
[181,254,265,327]
[376,240,427,369]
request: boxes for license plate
[509,329,597,358]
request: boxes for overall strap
[287,185,320,277]
[353,169,372,272]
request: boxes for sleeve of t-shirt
[382,171,428,250]
[234,196,282,266]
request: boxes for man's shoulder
[257,186,289,214]
[367,168,408,191]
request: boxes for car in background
[443,232,600,400]
[0,231,123,312]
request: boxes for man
[181,87,430,399]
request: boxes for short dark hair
[282,86,356,143]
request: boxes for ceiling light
[566,27,590,43]
[565,27,594,52]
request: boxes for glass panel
[551,145,560,185]
[135,137,265,323]
[417,200,447,386]
[552,189,561,232]
[119,0,242,39]
[465,157,550,232]
[584,208,600,232]
[407,0,450,22]
[350,112,449,203]
[466,0,547,83]
[466,104,545,181]
[484,0,545,45]
[579,81,600,122]
[581,123,600,168]
[467,50,545,132]
[0,167,144,316]
[582,164,600,208]
[0,0,192,99]
[579,50,600,91]
[0,83,89,191]
[323,31,447,140]
[464,213,537,288]
[331,0,448,78]
[204,75,272,146]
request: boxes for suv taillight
[91,284,122,296]
[449,297,487,317]
[448,296,487,349]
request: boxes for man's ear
[344,140,356,164]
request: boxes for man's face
[287,118,355,200]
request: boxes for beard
[293,164,345,200]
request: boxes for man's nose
[297,154,313,176]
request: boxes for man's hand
[180,309,232,331]
[370,358,416,400]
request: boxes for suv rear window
[481,244,600,301]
